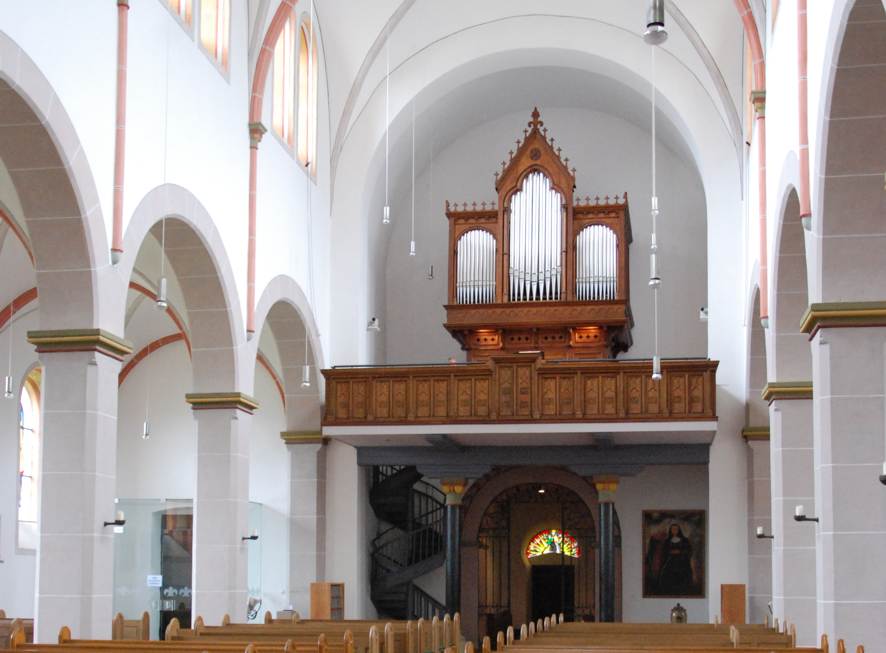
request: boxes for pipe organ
[445,108,633,360]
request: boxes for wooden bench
[111,615,150,642]
[1,618,34,648]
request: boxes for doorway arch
[461,467,609,641]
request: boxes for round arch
[461,467,600,641]
[120,184,244,392]
[0,31,108,331]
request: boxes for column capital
[751,90,766,116]
[441,478,467,505]
[186,392,259,414]
[28,328,132,361]
[281,431,326,446]
[248,122,267,147]
[742,426,770,441]
[800,301,886,337]
[117,0,130,7]
[593,476,619,502]
[762,381,812,404]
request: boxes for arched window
[525,529,581,559]
[272,10,296,147]
[200,0,230,71]
[18,368,41,550]
[167,0,193,27]
[297,18,318,173]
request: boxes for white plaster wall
[616,465,710,623]
[383,108,709,364]
[324,441,377,619]
[249,366,291,618]
[116,342,196,500]
[0,307,40,619]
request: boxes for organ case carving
[445,108,633,361]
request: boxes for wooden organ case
[445,109,634,361]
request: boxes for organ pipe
[576,225,617,301]
[456,229,495,304]
[507,172,563,302]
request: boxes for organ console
[445,108,634,361]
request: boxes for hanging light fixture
[4,314,14,399]
[301,330,311,388]
[409,100,416,257]
[643,0,669,45]
[648,31,663,381]
[382,33,391,225]
[142,419,151,440]
[157,25,171,312]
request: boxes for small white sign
[146,574,163,588]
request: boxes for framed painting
[642,509,706,598]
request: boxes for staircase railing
[372,465,408,488]
[408,584,445,621]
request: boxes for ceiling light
[644,0,668,45]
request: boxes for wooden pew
[1,619,34,648]
[111,614,150,641]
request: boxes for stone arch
[120,184,244,392]
[461,467,599,641]
[813,0,886,302]
[252,275,324,431]
[0,31,108,330]
[770,186,811,381]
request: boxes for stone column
[282,432,326,616]
[186,393,257,625]
[743,428,772,624]
[594,477,618,623]
[27,330,131,641]
[441,479,466,616]
[764,384,816,644]
[804,310,886,650]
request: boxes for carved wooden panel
[322,358,717,427]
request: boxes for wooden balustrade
[322,356,717,427]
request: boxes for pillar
[805,308,886,650]
[27,330,131,641]
[282,432,326,616]
[186,392,257,625]
[441,479,466,616]
[743,428,772,624]
[594,477,618,622]
[764,383,816,644]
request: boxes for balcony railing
[322,355,718,426]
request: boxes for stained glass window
[18,368,41,550]
[525,529,581,559]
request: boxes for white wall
[383,107,708,364]
[249,366,290,618]
[324,441,377,619]
[116,342,196,500]
[616,465,710,623]
[0,307,40,619]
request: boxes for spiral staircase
[370,465,446,619]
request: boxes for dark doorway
[531,566,575,622]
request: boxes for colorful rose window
[525,529,581,559]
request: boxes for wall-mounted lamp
[879,462,886,486]
[793,504,819,523]
[104,511,126,528]
[242,530,259,542]
[755,526,774,540]
[367,317,381,332]
[699,307,709,322]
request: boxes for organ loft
[444,109,633,361]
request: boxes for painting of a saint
[642,510,705,598]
